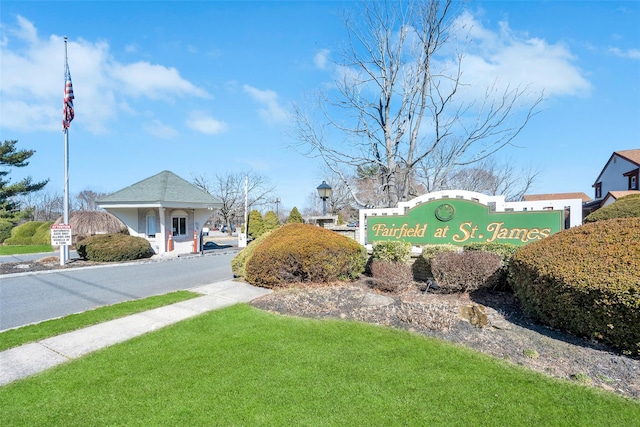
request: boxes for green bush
[431,251,503,293]
[231,231,273,279]
[508,217,640,356]
[244,223,367,288]
[248,210,264,238]
[463,242,519,290]
[286,207,304,224]
[0,219,13,243]
[262,211,280,234]
[371,240,412,264]
[4,221,53,245]
[76,234,153,262]
[584,194,640,223]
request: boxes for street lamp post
[316,181,332,216]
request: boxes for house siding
[595,154,639,201]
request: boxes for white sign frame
[50,224,72,246]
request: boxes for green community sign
[366,197,564,246]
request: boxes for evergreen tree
[262,210,280,233]
[286,206,304,224]
[248,210,264,238]
[0,140,48,223]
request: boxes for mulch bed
[250,279,640,400]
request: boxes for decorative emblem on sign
[435,203,455,222]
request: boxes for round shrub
[431,250,502,293]
[509,217,640,356]
[414,244,459,278]
[584,194,640,223]
[371,240,412,264]
[231,230,273,279]
[244,223,367,288]
[4,221,53,245]
[369,260,415,293]
[76,233,153,262]
[463,242,519,290]
[0,219,13,243]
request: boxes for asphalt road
[0,251,238,331]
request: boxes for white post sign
[51,224,72,246]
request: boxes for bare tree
[292,0,542,207]
[436,158,540,201]
[17,189,63,221]
[193,172,276,235]
[76,189,107,211]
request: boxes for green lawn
[0,244,53,256]
[1,304,638,426]
[0,291,200,351]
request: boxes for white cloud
[609,47,640,59]
[243,85,289,124]
[186,111,228,135]
[0,15,210,134]
[143,119,178,139]
[449,11,592,99]
[109,61,209,100]
[314,49,330,70]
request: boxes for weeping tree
[293,0,542,207]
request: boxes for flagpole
[61,37,70,266]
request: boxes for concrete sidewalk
[0,280,271,386]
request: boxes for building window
[172,217,187,236]
[632,175,638,190]
[146,214,156,238]
[594,183,602,199]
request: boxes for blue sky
[1,1,638,213]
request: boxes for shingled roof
[97,170,222,207]
[523,192,592,203]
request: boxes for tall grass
[1,304,638,425]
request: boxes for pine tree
[286,206,304,224]
[248,210,264,238]
[1,140,48,223]
[262,210,280,233]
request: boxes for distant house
[589,149,640,211]
[97,171,223,254]
[523,192,591,229]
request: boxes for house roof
[616,149,640,166]
[523,192,592,203]
[604,190,640,201]
[593,149,640,186]
[97,170,222,207]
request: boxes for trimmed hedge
[463,242,519,290]
[431,251,503,293]
[76,234,153,262]
[244,223,367,288]
[584,193,640,223]
[412,244,459,279]
[231,231,273,279]
[0,219,14,243]
[371,240,412,264]
[509,217,640,356]
[4,221,53,245]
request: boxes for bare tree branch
[291,0,543,207]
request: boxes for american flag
[62,62,74,130]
